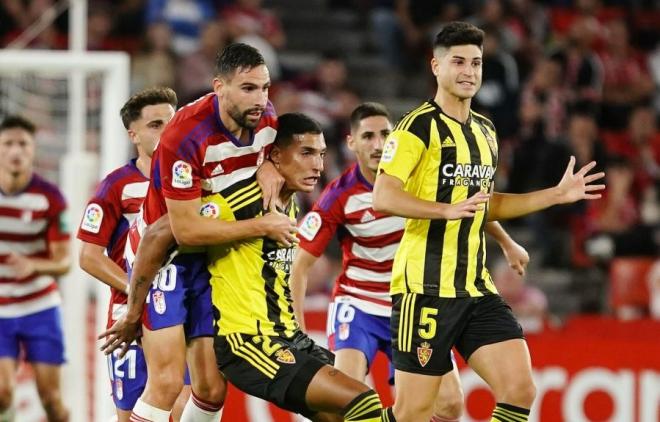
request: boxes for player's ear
[270,145,281,168]
[127,128,138,145]
[346,134,356,151]
[212,77,224,95]
[431,57,441,77]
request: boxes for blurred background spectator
[1,0,658,323]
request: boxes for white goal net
[0,50,130,422]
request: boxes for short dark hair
[350,102,391,131]
[120,87,178,129]
[274,113,323,149]
[214,43,266,77]
[0,115,36,135]
[434,21,485,51]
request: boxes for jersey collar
[429,98,472,127]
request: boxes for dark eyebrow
[361,131,375,136]
[148,119,165,125]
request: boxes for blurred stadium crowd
[1,0,658,327]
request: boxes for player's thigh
[141,324,187,378]
[393,369,443,419]
[305,364,373,413]
[467,338,534,399]
[186,336,225,396]
[334,349,368,382]
[433,364,464,417]
[32,362,63,398]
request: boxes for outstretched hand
[556,156,605,204]
[98,315,141,358]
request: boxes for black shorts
[391,293,524,376]
[214,330,334,417]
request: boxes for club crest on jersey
[199,202,220,219]
[298,211,322,241]
[172,160,193,188]
[417,342,433,367]
[338,322,350,340]
[152,290,166,314]
[115,378,123,400]
[275,348,296,364]
[81,203,103,233]
[381,138,397,162]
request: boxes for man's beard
[228,105,262,130]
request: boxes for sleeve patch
[381,138,397,163]
[80,203,103,233]
[298,211,322,241]
[172,160,193,188]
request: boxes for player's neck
[357,164,376,185]
[0,170,31,194]
[219,110,250,145]
[434,90,472,124]
[135,154,151,178]
[278,188,294,208]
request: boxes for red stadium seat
[609,257,655,318]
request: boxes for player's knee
[394,397,435,422]
[148,370,185,402]
[433,396,464,420]
[192,375,226,405]
[500,378,536,407]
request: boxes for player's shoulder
[470,110,496,133]
[393,100,436,134]
[316,165,362,212]
[160,93,216,148]
[30,173,66,206]
[96,161,146,199]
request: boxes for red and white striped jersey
[142,93,277,225]
[0,174,68,318]
[126,93,278,267]
[76,159,148,327]
[298,164,404,316]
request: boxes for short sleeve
[76,178,122,247]
[297,194,344,258]
[159,131,203,201]
[377,130,426,185]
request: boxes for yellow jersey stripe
[230,194,262,213]
[401,106,434,132]
[227,335,277,378]
[243,342,280,372]
[225,181,259,202]
[395,103,433,132]
[227,185,261,208]
[344,394,381,419]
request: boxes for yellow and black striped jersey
[378,99,499,298]
[202,174,300,337]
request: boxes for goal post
[0,49,130,422]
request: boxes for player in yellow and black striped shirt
[373,22,605,422]
[204,113,384,422]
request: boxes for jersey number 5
[418,307,438,339]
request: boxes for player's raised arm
[488,156,605,221]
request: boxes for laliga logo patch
[152,290,166,315]
[200,202,220,218]
[275,348,296,364]
[172,160,193,188]
[81,203,103,233]
[381,138,397,163]
[417,342,433,367]
[298,211,322,241]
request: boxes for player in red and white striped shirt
[292,103,530,422]
[101,44,297,422]
[0,116,70,422]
